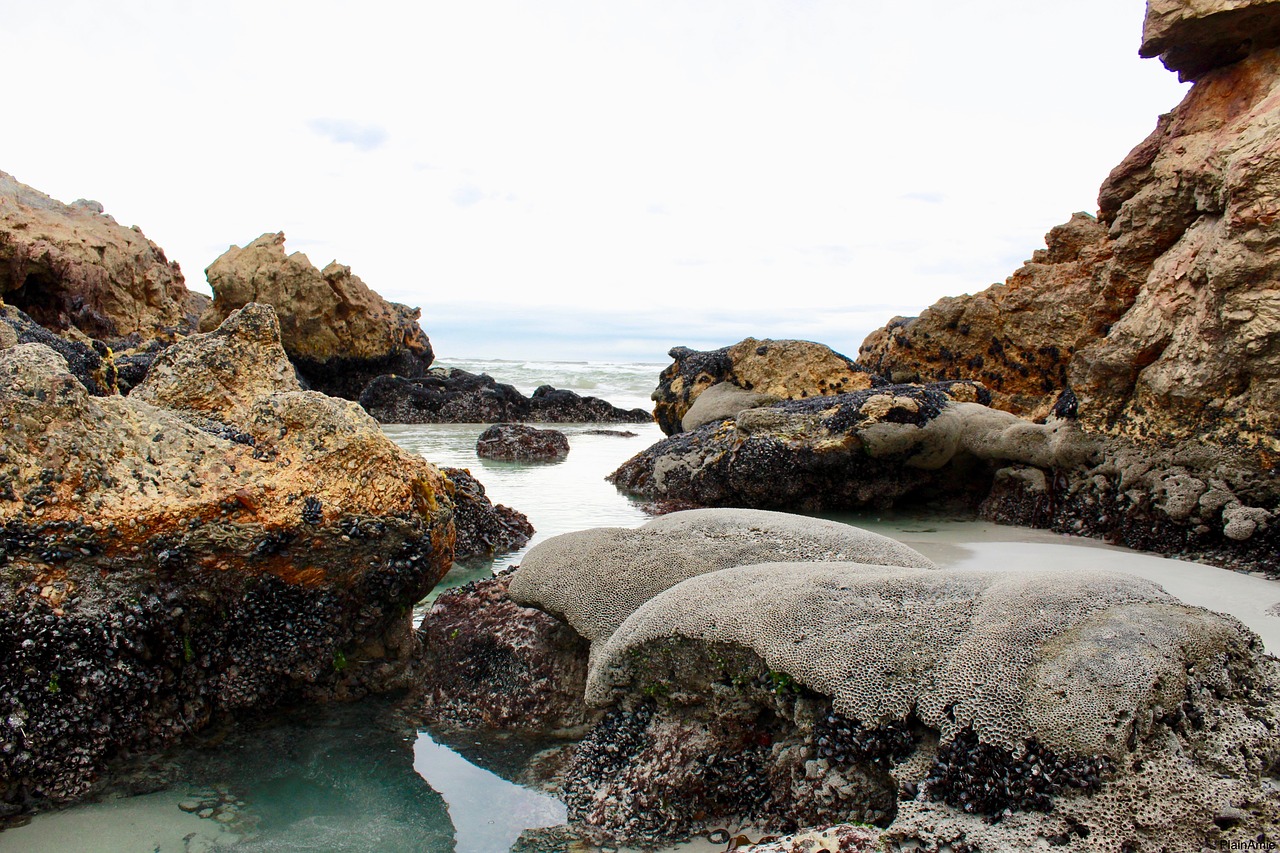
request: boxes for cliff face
[201,232,434,399]
[860,2,1280,461]
[0,171,200,346]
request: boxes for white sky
[1,1,1187,362]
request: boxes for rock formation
[860,4,1280,463]
[0,171,201,347]
[652,338,882,435]
[359,368,652,424]
[0,303,455,811]
[441,467,534,562]
[1,301,116,396]
[201,233,434,399]
[476,423,570,462]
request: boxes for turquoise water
[5,360,1277,852]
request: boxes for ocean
[5,359,1277,853]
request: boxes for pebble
[178,798,202,813]
[198,808,215,819]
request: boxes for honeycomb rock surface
[0,304,455,811]
[201,232,435,400]
[652,338,882,435]
[508,508,936,653]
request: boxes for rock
[509,508,936,658]
[0,171,197,347]
[0,303,455,810]
[653,338,882,435]
[559,561,1279,849]
[1141,0,1280,79]
[860,30,1280,463]
[441,467,534,563]
[739,825,881,852]
[359,368,651,424]
[410,575,589,732]
[476,423,570,462]
[200,233,434,399]
[681,381,781,432]
[0,302,116,395]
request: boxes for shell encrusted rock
[507,508,936,651]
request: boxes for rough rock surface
[740,825,881,852]
[561,561,1279,849]
[0,303,455,811]
[508,508,935,657]
[1,301,116,396]
[441,467,534,563]
[1142,0,1280,79]
[0,171,196,347]
[476,423,570,462]
[201,233,434,400]
[653,339,882,435]
[860,30,1280,464]
[359,368,651,424]
[410,575,588,732]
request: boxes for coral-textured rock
[477,423,570,462]
[410,575,588,732]
[441,467,534,562]
[1141,0,1280,79]
[560,561,1279,849]
[653,339,881,436]
[359,368,651,424]
[201,232,434,399]
[0,303,455,810]
[0,171,195,346]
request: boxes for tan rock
[653,338,879,435]
[1141,0,1280,79]
[201,232,434,398]
[0,171,194,344]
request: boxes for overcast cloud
[0,1,1188,362]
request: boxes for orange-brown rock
[861,34,1280,461]
[0,171,198,347]
[0,303,454,809]
[652,338,881,435]
[201,232,434,399]
[1141,0,1280,80]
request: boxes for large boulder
[652,338,882,435]
[0,303,455,811]
[0,171,200,347]
[565,562,1279,849]
[859,22,1280,464]
[359,368,651,424]
[201,232,434,399]
[1,301,116,396]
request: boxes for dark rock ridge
[477,423,570,462]
[0,170,203,348]
[201,232,435,400]
[441,467,534,563]
[652,338,882,436]
[0,303,455,813]
[359,368,651,424]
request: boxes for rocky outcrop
[653,338,882,435]
[860,11,1280,464]
[0,303,455,811]
[441,467,534,563]
[1141,0,1280,79]
[1,301,116,395]
[476,423,570,462]
[359,368,651,424]
[201,233,434,399]
[410,575,589,732]
[0,171,197,347]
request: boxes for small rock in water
[178,798,202,812]
[198,808,215,819]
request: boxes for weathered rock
[477,423,570,462]
[653,339,882,435]
[741,825,881,852]
[1141,0,1280,79]
[681,381,781,432]
[0,303,455,810]
[561,562,1279,849]
[0,171,196,347]
[860,34,1280,464]
[410,575,588,732]
[610,382,1009,513]
[201,232,434,399]
[442,467,534,562]
[359,368,651,424]
[1,301,116,395]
